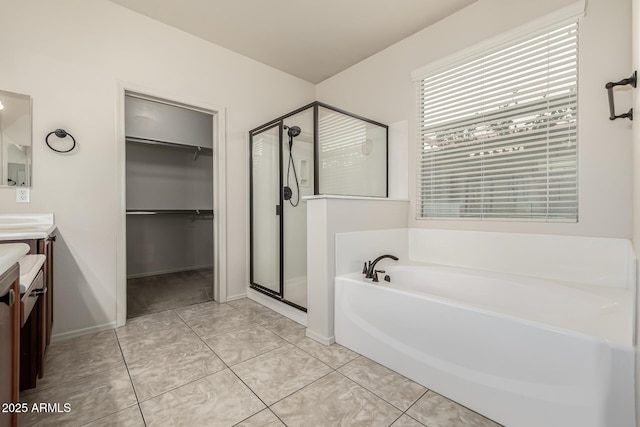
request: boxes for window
[415,19,579,221]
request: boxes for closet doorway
[123,91,217,319]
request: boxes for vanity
[0,244,28,427]
[0,92,59,414]
[0,214,56,394]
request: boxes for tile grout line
[127,302,421,426]
[399,390,430,427]
[186,303,335,425]
[59,299,500,427]
[221,304,374,420]
[114,327,149,427]
[402,398,428,426]
[336,356,432,416]
[111,307,249,417]
[265,368,337,409]
[182,304,298,369]
[209,308,294,424]
[234,306,429,426]
[266,407,289,427]
[333,368,426,415]
[236,301,482,426]
[289,340,359,371]
[75,403,141,427]
[172,302,308,424]
[192,309,299,413]
[21,331,125,398]
[21,331,133,426]
[120,308,239,404]
[126,301,436,427]
[20,362,126,399]
[46,300,447,427]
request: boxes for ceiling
[108,0,477,84]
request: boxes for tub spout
[365,254,399,279]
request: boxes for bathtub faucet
[365,254,399,279]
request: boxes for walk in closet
[125,93,214,318]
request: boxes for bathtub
[334,265,636,427]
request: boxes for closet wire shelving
[125,137,214,218]
[125,135,214,217]
[126,136,213,160]
[124,107,215,318]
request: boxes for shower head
[285,125,301,138]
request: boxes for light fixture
[0,100,4,110]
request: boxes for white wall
[306,197,409,344]
[319,0,636,414]
[408,229,634,289]
[316,0,633,239]
[632,0,640,424]
[126,215,213,277]
[0,0,315,337]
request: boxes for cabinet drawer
[20,270,44,327]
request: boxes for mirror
[0,89,32,187]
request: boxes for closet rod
[126,136,212,154]
[126,209,213,215]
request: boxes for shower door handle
[276,205,282,216]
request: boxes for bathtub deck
[369,264,635,346]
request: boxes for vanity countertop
[0,214,56,240]
[0,243,30,277]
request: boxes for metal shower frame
[248,101,389,311]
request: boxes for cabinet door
[35,271,46,379]
[39,238,54,346]
[0,264,20,427]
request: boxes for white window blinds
[416,21,579,221]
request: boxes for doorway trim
[115,81,227,327]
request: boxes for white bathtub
[335,265,636,427]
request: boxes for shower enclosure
[250,102,388,311]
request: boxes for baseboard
[305,328,335,346]
[51,321,117,343]
[226,293,247,302]
[127,265,213,279]
[247,288,307,326]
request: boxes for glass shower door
[282,108,314,309]
[250,125,282,296]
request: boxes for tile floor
[19,298,502,427]
[126,269,213,318]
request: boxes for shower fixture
[249,101,389,313]
[283,125,301,207]
[286,125,301,140]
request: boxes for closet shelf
[126,136,212,160]
[126,209,213,215]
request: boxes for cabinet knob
[0,289,15,306]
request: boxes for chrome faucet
[364,254,399,279]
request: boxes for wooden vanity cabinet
[20,270,44,389]
[4,233,55,390]
[0,263,20,427]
